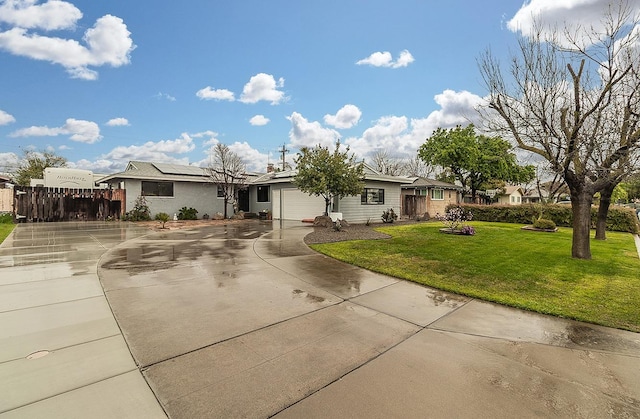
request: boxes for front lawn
[310,222,640,332]
[0,223,15,245]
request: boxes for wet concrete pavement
[2,221,640,418]
[0,222,166,418]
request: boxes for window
[361,188,385,205]
[217,185,225,198]
[142,181,173,197]
[257,185,270,202]
[431,189,444,200]
[417,189,428,196]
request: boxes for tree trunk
[570,190,594,259]
[324,197,330,216]
[223,197,228,219]
[595,184,613,241]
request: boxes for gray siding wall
[249,184,273,214]
[337,181,402,224]
[121,180,228,219]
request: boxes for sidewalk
[0,222,166,418]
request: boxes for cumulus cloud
[0,109,16,125]
[106,117,129,126]
[287,112,340,149]
[249,114,270,126]
[239,73,286,104]
[196,86,235,101]
[0,5,135,80]
[0,151,19,171]
[0,0,82,31]
[344,90,484,159]
[10,118,102,143]
[324,104,362,129]
[191,130,220,146]
[356,49,415,68]
[228,141,269,172]
[100,133,195,166]
[507,0,640,47]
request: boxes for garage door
[273,189,326,220]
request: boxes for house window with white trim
[431,189,444,200]
[142,181,173,197]
[361,188,385,205]
[417,189,428,196]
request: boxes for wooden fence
[13,187,126,222]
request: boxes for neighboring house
[0,174,12,213]
[496,185,524,205]
[248,164,412,223]
[98,161,248,218]
[401,178,462,219]
[522,187,549,204]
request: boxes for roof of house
[252,163,413,185]
[98,161,260,184]
[503,185,524,195]
[401,177,462,190]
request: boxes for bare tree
[368,149,435,178]
[479,1,640,259]
[207,143,247,219]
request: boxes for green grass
[310,222,640,332]
[0,223,15,245]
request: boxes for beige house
[496,185,524,205]
[401,178,462,219]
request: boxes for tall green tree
[294,141,364,216]
[14,150,67,186]
[418,125,535,201]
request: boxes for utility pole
[279,144,289,171]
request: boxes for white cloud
[0,109,16,125]
[0,152,19,171]
[155,92,176,101]
[100,133,195,166]
[106,117,129,126]
[0,0,83,31]
[0,10,135,80]
[249,114,270,126]
[191,130,220,146]
[228,141,269,172]
[324,104,362,129]
[287,112,340,149]
[345,90,484,159]
[507,0,640,47]
[239,73,286,104]
[196,86,235,101]
[10,118,102,143]
[356,49,415,68]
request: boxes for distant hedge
[447,203,640,234]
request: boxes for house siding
[119,179,228,218]
[337,181,402,224]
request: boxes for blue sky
[0,0,632,174]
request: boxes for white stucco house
[99,160,411,223]
[496,185,524,206]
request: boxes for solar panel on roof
[153,163,206,176]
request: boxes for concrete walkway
[2,221,640,418]
[0,222,166,418]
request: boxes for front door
[237,188,249,212]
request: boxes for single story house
[98,161,251,219]
[100,160,412,223]
[249,164,412,223]
[400,178,463,219]
[495,185,524,205]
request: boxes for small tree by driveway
[294,142,364,216]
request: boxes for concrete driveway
[2,221,640,418]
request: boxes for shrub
[155,212,170,228]
[437,206,473,230]
[532,218,556,230]
[381,208,398,223]
[124,196,151,221]
[448,203,639,234]
[178,206,198,220]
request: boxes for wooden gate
[14,187,126,222]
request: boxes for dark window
[142,181,173,197]
[361,188,385,205]
[217,185,225,198]
[257,185,270,202]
